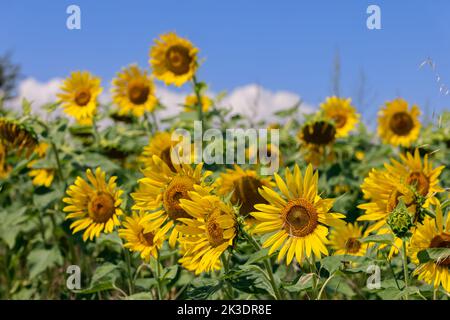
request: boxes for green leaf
[417,248,450,264]
[0,208,28,248]
[185,279,222,300]
[75,280,116,295]
[22,98,32,116]
[359,234,394,245]
[126,292,153,300]
[27,247,63,279]
[320,256,345,274]
[283,273,315,292]
[91,263,119,285]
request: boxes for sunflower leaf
[417,248,450,264]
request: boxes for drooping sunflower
[409,205,450,293]
[57,71,102,124]
[132,155,211,247]
[329,223,368,256]
[377,98,421,147]
[111,64,157,117]
[251,164,345,265]
[27,142,55,187]
[298,119,336,147]
[139,131,179,171]
[0,118,38,157]
[63,167,123,241]
[216,165,273,220]
[150,32,198,87]
[118,211,168,262]
[176,185,237,274]
[0,142,11,179]
[321,96,360,138]
[184,94,212,112]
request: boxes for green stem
[402,240,409,300]
[192,76,204,131]
[91,117,101,147]
[309,256,319,299]
[143,112,153,135]
[244,232,282,300]
[124,249,134,295]
[220,254,234,299]
[155,255,163,300]
[150,111,159,132]
[49,141,65,186]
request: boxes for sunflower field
[0,32,449,301]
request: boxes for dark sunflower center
[165,45,192,75]
[160,147,176,172]
[332,114,347,128]
[75,90,91,106]
[128,83,150,105]
[232,176,267,216]
[206,216,226,247]
[139,231,155,247]
[407,171,429,196]
[163,176,194,220]
[345,238,361,253]
[282,199,318,237]
[88,192,115,223]
[301,121,336,146]
[389,112,414,136]
[429,233,450,266]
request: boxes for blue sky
[1,0,449,120]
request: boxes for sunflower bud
[387,200,414,238]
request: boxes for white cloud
[6,78,315,123]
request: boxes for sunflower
[57,71,102,124]
[409,205,450,292]
[119,211,168,262]
[184,94,212,112]
[0,142,11,179]
[216,165,273,220]
[329,223,368,256]
[377,98,421,147]
[111,64,157,117]
[27,142,55,187]
[131,155,211,247]
[251,164,345,265]
[63,167,123,241]
[0,118,38,157]
[176,185,237,274]
[321,96,359,138]
[150,32,198,87]
[298,119,336,147]
[246,143,282,167]
[139,131,179,171]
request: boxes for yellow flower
[184,94,212,112]
[329,223,368,256]
[251,164,345,265]
[57,71,102,124]
[0,118,38,157]
[119,211,167,262]
[111,64,157,117]
[321,96,359,137]
[216,165,274,220]
[355,151,365,161]
[139,131,179,171]
[298,120,336,147]
[150,32,198,86]
[409,205,450,292]
[176,185,237,274]
[27,142,55,187]
[63,168,123,241]
[377,98,421,147]
[131,155,211,247]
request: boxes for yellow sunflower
[321,96,360,138]
[409,205,450,292]
[57,71,102,124]
[131,155,211,247]
[377,98,421,147]
[139,131,179,171]
[0,118,38,157]
[216,165,273,220]
[176,185,237,274]
[329,223,368,256]
[251,164,345,265]
[111,64,157,117]
[63,167,123,241]
[150,32,198,87]
[298,119,336,148]
[27,142,55,187]
[184,94,212,112]
[119,211,168,262]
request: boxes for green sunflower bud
[387,200,414,238]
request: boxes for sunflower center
[138,231,155,247]
[128,83,150,105]
[301,121,336,146]
[389,112,414,136]
[206,214,226,247]
[407,171,429,196]
[74,90,91,106]
[282,198,318,237]
[429,233,450,266]
[88,192,115,223]
[332,114,347,129]
[232,176,267,216]
[163,175,195,221]
[160,147,176,172]
[345,238,361,253]
[166,45,192,75]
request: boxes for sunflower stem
[124,249,134,296]
[402,240,409,300]
[155,254,164,300]
[220,254,234,299]
[192,76,204,132]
